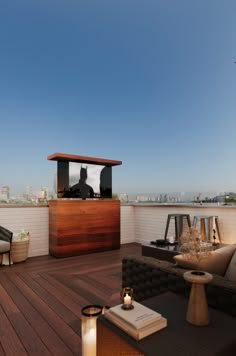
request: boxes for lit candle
[212,218,216,231]
[81,305,103,356]
[124,293,131,305]
[82,318,96,356]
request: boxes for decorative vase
[184,270,213,326]
[11,238,30,263]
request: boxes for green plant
[18,229,30,240]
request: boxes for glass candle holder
[120,287,134,310]
[81,304,103,356]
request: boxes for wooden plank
[33,273,88,315]
[0,283,51,356]
[0,273,78,355]
[0,243,141,355]
[0,306,28,356]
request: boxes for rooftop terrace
[0,203,236,354]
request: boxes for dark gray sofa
[122,254,236,317]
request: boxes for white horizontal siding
[124,205,236,245]
[0,207,49,257]
[120,205,135,243]
[1,204,236,258]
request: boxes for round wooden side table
[184,270,213,326]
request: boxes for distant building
[136,195,149,202]
[23,186,33,201]
[0,185,10,200]
[119,194,128,202]
[39,186,49,200]
[212,195,227,203]
[53,173,57,195]
[211,192,236,203]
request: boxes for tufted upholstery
[122,255,236,317]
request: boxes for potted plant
[11,229,30,263]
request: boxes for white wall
[0,207,49,257]
[120,205,135,243]
[1,204,236,258]
[123,204,236,245]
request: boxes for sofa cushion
[224,251,236,281]
[174,244,236,276]
[0,241,11,253]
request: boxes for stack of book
[104,301,167,340]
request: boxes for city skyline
[0,181,232,203]
[1,1,236,196]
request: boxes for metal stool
[192,215,221,243]
[164,214,191,243]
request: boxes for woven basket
[11,238,29,263]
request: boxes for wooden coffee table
[97,292,236,356]
[142,243,181,262]
[142,243,226,263]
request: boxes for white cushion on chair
[0,241,10,253]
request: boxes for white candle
[212,218,216,231]
[82,317,97,356]
[124,293,131,305]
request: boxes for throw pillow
[224,251,236,282]
[174,244,236,276]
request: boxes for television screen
[57,161,112,199]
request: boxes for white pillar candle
[212,217,216,231]
[124,293,131,305]
[81,305,103,356]
[82,317,97,356]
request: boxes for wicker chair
[0,226,13,267]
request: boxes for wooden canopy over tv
[48,152,122,258]
[47,152,122,166]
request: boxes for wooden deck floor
[0,243,141,356]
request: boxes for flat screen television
[57,161,112,199]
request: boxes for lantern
[120,287,134,310]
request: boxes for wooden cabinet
[49,200,120,257]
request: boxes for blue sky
[1,0,236,196]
